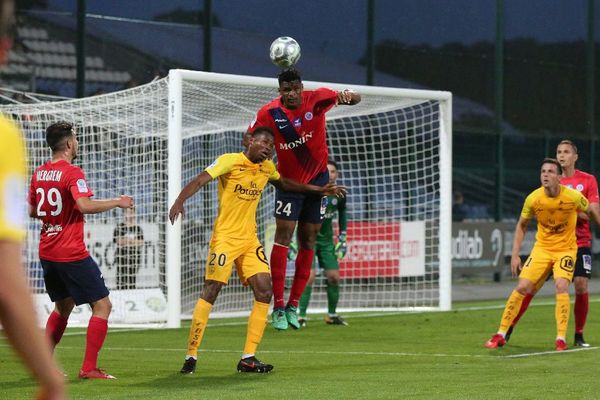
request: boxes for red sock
[45,311,69,350]
[81,316,108,372]
[574,292,589,334]
[287,248,314,308]
[511,293,533,327]
[270,244,289,309]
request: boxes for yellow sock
[555,293,570,339]
[498,290,525,334]
[186,298,212,358]
[243,300,270,356]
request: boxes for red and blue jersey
[249,87,338,184]
[560,169,600,248]
[29,160,94,262]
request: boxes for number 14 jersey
[29,160,94,262]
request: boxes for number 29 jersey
[28,160,94,262]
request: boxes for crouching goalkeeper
[297,160,348,326]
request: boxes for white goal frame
[166,69,452,328]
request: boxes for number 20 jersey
[29,160,94,262]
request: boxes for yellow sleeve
[205,154,237,179]
[0,116,27,242]
[575,190,589,212]
[266,160,281,181]
[520,192,536,220]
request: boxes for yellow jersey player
[0,113,66,399]
[0,0,65,398]
[169,126,345,374]
[485,158,600,351]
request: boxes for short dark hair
[542,158,562,175]
[278,68,302,86]
[46,121,74,152]
[558,139,578,154]
[328,159,339,170]
[252,126,274,139]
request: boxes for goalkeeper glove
[287,240,298,260]
[335,231,347,260]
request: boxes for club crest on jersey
[576,184,584,191]
[293,117,302,128]
[76,179,88,193]
[305,112,313,121]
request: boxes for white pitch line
[503,346,599,358]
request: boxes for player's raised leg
[270,217,296,330]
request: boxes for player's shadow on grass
[3,377,37,390]
[144,372,272,389]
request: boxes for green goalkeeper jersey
[317,195,347,245]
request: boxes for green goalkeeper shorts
[313,240,339,270]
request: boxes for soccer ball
[269,36,301,68]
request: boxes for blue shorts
[41,256,110,306]
[274,170,328,223]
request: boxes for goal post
[167,69,452,325]
[3,69,451,328]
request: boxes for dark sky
[44,0,594,64]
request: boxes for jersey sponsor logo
[76,179,88,193]
[279,131,313,150]
[233,181,263,197]
[43,223,63,236]
[274,118,287,123]
[576,184,584,191]
[305,112,313,120]
[36,170,63,182]
[277,124,289,129]
[293,117,302,128]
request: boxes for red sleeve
[248,106,274,133]
[587,175,600,203]
[67,167,94,201]
[313,87,338,115]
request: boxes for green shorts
[313,240,339,270]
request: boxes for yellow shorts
[520,246,576,284]
[204,235,270,285]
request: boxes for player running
[246,68,360,330]
[29,121,134,379]
[170,127,345,375]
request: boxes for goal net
[2,70,452,328]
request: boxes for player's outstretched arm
[76,195,134,214]
[336,89,361,105]
[271,178,346,198]
[169,171,213,224]
[510,216,530,277]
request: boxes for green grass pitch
[2,296,599,399]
